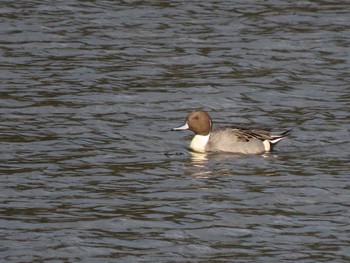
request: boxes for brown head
[172,110,212,135]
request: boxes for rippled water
[1,0,350,262]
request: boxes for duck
[172,110,292,154]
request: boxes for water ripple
[1,0,350,262]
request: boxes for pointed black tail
[268,128,293,150]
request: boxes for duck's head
[172,110,212,135]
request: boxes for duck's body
[172,110,292,154]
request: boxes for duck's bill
[172,123,189,131]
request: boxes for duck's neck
[190,134,210,153]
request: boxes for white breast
[190,134,210,153]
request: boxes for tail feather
[268,128,293,150]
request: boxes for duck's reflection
[189,151,209,163]
[191,151,245,163]
[175,150,280,178]
[187,151,211,178]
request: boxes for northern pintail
[172,110,292,154]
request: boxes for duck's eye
[194,116,199,120]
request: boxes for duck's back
[206,128,266,154]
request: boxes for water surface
[1,0,350,262]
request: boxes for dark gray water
[1,0,350,262]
